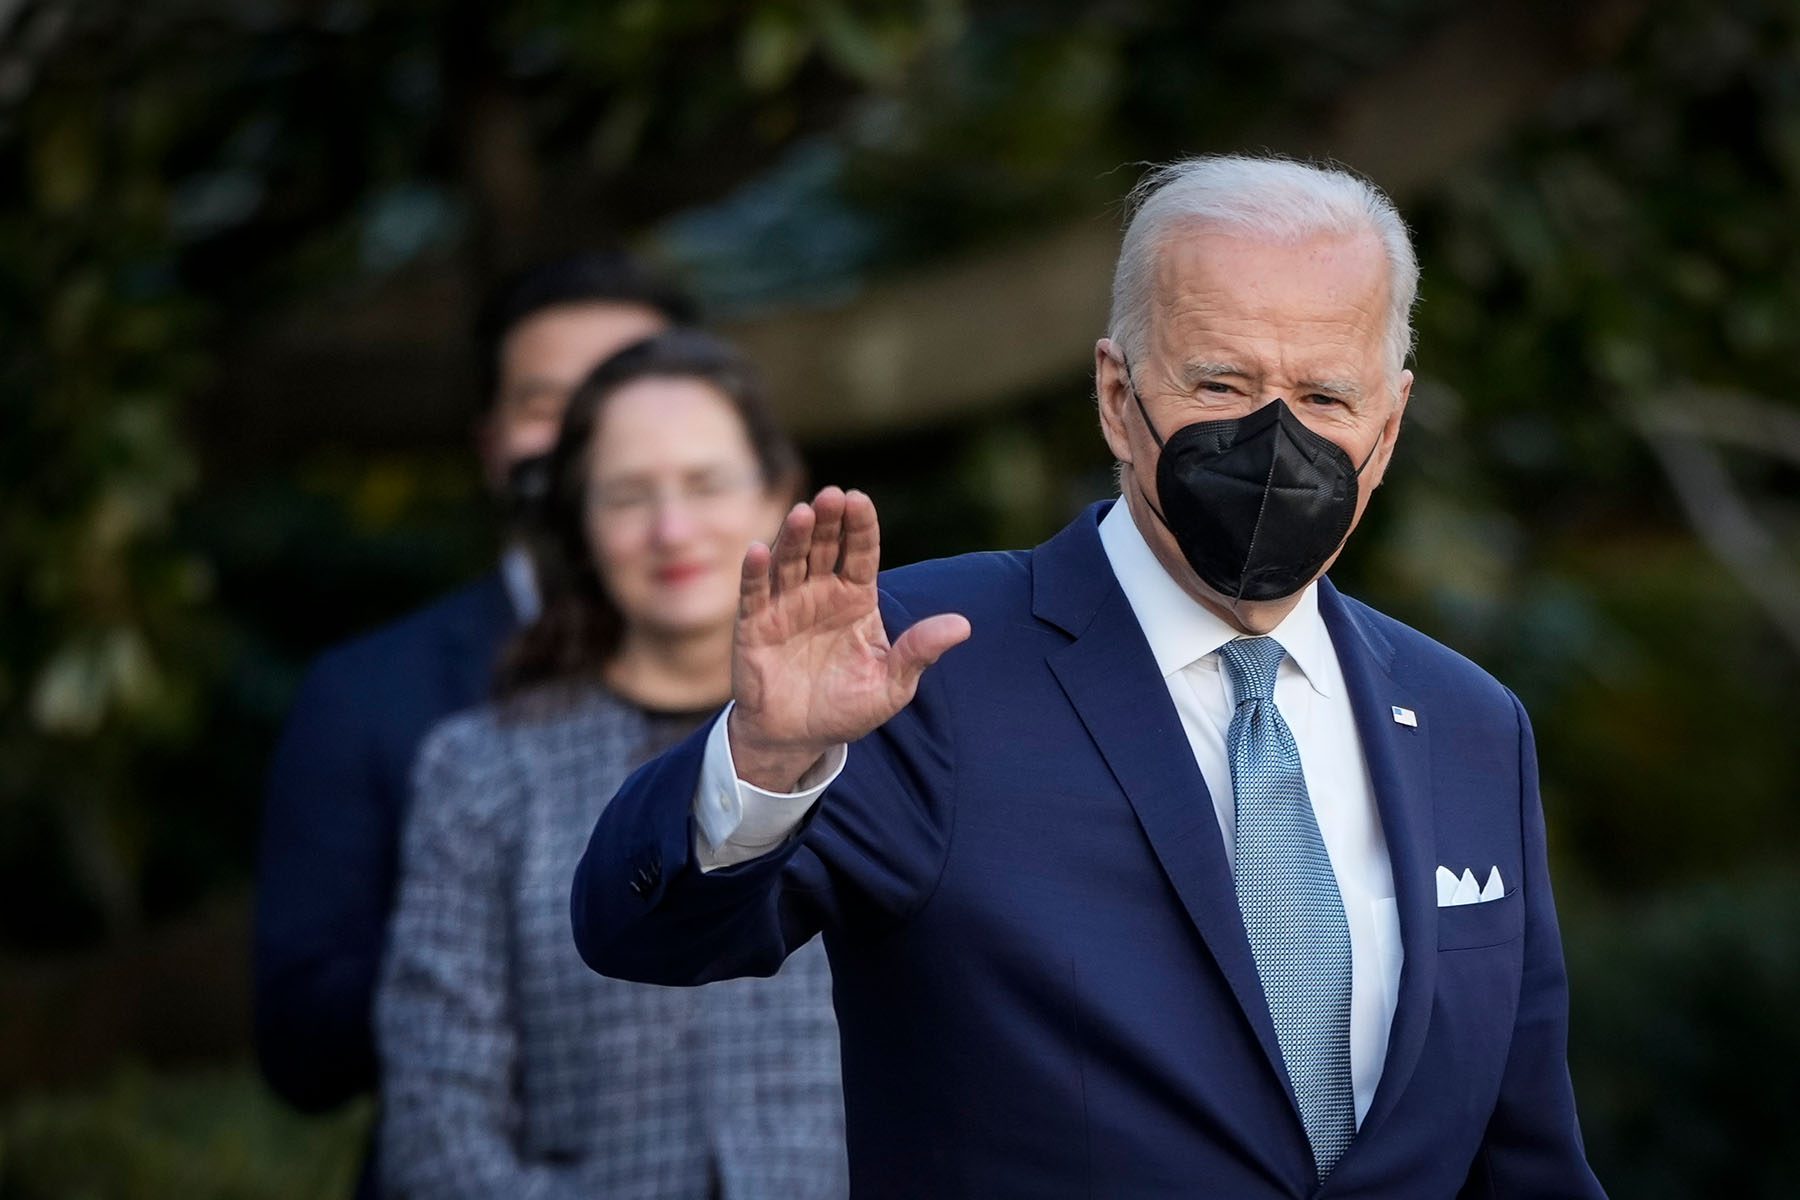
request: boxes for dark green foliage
[1375,0,1800,888]
[1,7,222,943]
[1566,871,1800,1198]
[0,1065,369,1200]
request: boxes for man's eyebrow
[1180,361,1256,385]
[1298,377,1365,401]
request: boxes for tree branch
[1624,395,1800,661]
[1633,386,1800,470]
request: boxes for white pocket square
[1436,865,1504,906]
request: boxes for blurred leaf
[740,8,814,92]
[816,6,912,86]
[28,103,97,215]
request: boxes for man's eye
[1199,381,1236,395]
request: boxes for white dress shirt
[692,500,1403,1124]
[500,543,541,624]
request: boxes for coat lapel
[1317,581,1437,1157]
[442,570,519,710]
[1035,505,1298,1122]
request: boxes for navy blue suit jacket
[254,571,516,1112]
[573,504,1604,1198]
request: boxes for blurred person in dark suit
[254,254,690,1194]
[376,329,845,1199]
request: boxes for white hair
[1108,154,1419,372]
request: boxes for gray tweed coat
[376,688,847,1200]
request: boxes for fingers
[770,502,815,597]
[766,487,871,600]
[807,486,847,578]
[738,540,772,618]
[889,612,973,694]
[840,489,881,586]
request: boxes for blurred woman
[376,330,846,1199]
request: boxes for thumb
[889,613,972,692]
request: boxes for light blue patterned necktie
[1218,636,1355,1181]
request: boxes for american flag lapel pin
[1391,705,1418,728]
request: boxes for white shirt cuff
[693,702,846,872]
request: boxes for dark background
[3,1,1797,1195]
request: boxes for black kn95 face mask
[1124,368,1379,603]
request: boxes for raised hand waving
[728,487,971,791]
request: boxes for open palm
[728,487,970,790]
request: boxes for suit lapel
[1317,581,1437,1154]
[442,570,519,710]
[1036,505,1298,1121]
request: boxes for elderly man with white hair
[573,154,1606,1198]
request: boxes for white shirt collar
[500,543,541,625]
[1096,499,1334,698]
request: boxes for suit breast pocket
[1436,889,1524,951]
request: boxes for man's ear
[1095,338,1135,466]
[1366,368,1412,490]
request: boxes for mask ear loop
[1117,351,1186,536]
[1119,353,1167,450]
